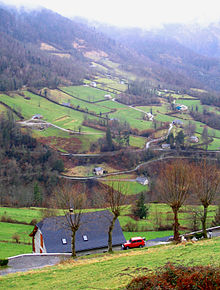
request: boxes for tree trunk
[172,207,180,242]
[108,215,117,253]
[71,230,76,258]
[202,205,208,239]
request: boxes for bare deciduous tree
[53,181,87,257]
[105,182,126,253]
[192,159,220,238]
[157,160,192,242]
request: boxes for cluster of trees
[0,32,86,91]
[166,131,185,149]
[200,94,220,107]
[157,159,220,241]
[96,126,131,152]
[118,81,160,106]
[0,111,64,206]
[191,110,220,131]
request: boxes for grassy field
[49,90,112,115]
[109,108,153,130]
[95,77,127,92]
[101,180,148,195]
[0,222,33,244]
[123,230,174,241]
[60,86,111,102]
[0,238,219,289]
[0,242,32,259]
[0,207,42,224]
[129,135,146,148]
[0,92,104,133]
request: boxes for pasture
[0,238,219,289]
[0,222,33,244]
[60,86,110,102]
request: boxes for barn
[29,210,126,256]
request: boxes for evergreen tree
[202,126,209,150]
[167,132,175,148]
[175,131,184,148]
[33,182,42,206]
[106,127,113,151]
[132,192,149,219]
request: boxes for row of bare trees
[157,159,220,242]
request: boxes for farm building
[93,167,104,175]
[90,81,97,87]
[161,143,171,149]
[29,210,126,256]
[175,104,188,111]
[32,114,43,120]
[136,176,149,185]
[188,136,199,143]
[172,119,184,126]
[146,112,154,121]
[62,102,71,107]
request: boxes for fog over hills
[1,3,220,92]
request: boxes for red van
[122,237,145,250]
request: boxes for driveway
[0,253,71,276]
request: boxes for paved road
[0,253,71,276]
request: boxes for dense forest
[0,111,64,206]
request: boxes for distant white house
[136,177,148,186]
[62,102,71,107]
[90,81,97,88]
[188,136,199,143]
[104,94,111,99]
[175,104,188,111]
[172,119,184,126]
[146,112,154,121]
[32,114,43,120]
[93,167,104,175]
[161,143,171,149]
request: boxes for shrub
[0,259,8,267]
[126,263,220,289]
[195,232,204,240]
[12,234,20,243]
[29,218,38,225]
[123,221,139,232]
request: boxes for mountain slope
[2,5,220,92]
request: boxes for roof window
[82,235,88,241]
[62,238,67,244]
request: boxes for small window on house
[82,235,88,241]
[62,238,67,245]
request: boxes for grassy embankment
[0,238,219,289]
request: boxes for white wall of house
[34,229,47,253]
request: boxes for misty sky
[2,0,220,28]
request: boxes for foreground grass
[0,238,219,289]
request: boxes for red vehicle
[122,237,145,250]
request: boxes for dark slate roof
[35,210,126,253]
